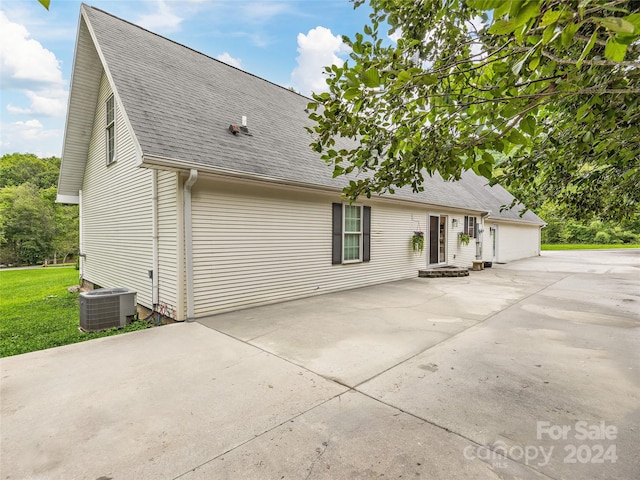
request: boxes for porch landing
[418,265,469,278]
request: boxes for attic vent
[228,123,253,137]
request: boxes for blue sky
[0,0,373,157]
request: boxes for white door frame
[428,214,448,266]
[491,223,499,263]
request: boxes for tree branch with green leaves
[308,0,640,220]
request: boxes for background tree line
[0,153,78,266]
[539,201,640,244]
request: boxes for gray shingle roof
[81,5,544,225]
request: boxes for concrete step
[418,266,469,278]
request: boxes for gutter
[183,169,198,322]
[140,154,492,215]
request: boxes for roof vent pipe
[241,116,247,127]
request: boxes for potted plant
[459,233,471,246]
[411,231,424,253]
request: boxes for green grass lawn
[0,267,153,357]
[542,244,640,250]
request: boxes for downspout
[79,190,84,281]
[184,169,198,322]
[151,169,159,309]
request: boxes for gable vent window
[332,203,371,264]
[464,215,478,238]
[106,95,115,165]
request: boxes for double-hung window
[464,215,477,238]
[332,203,371,264]
[343,205,362,262]
[106,95,115,165]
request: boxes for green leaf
[343,87,360,100]
[467,0,504,9]
[542,25,556,44]
[540,10,562,27]
[509,0,524,17]
[38,0,50,9]
[494,1,511,18]
[361,67,381,88]
[478,162,493,178]
[528,55,540,70]
[623,13,640,33]
[488,19,518,35]
[515,0,540,28]
[576,103,590,121]
[604,37,628,62]
[576,29,598,69]
[397,70,412,85]
[561,22,580,48]
[415,73,437,86]
[595,17,635,34]
[507,129,528,145]
[519,116,536,135]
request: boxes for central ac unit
[79,288,137,331]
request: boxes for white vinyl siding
[446,213,478,268]
[81,73,153,308]
[157,170,182,319]
[490,221,541,263]
[191,176,427,317]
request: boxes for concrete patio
[1,249,639,479]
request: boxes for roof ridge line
[81,2,313,101]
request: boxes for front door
[429,215,447,265]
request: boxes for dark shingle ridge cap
[82,3,314,102]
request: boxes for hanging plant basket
[459,233,471,246]
[411,231,424,253]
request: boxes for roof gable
[56,13,102,203]
[59,4,544,225]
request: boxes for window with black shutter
[332,203,370,263]
[464,215,477,238]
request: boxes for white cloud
[7,88,67,116]
[15,119,43,128]
[0,119,61,155]
[388,27,403,43]
[239,2,292,22]
[0,11,65,89]
[216,52,242,69]
[137,0,183,33]
[291,26,349,97]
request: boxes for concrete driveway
[1,250,639,479]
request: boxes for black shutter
[363,206,371,262]
[464,216,469,235]
[332,203,342,264]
